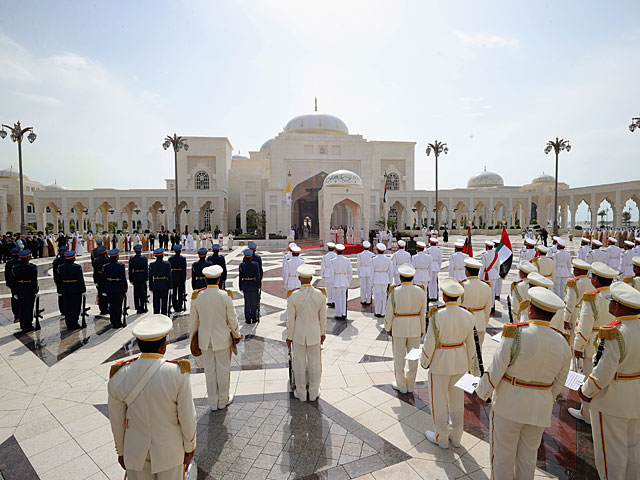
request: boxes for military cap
[529,287,565,313]
[464,258,482,269]
[633,256,640,267]
[249,243,257,250]
[536,245,549,254]
[485,240,495,247]
[441,278,464,297]
[429,237,439,244]
[591,261,618,279]
[528,272,553,288]
[416,241,426,248]
[376,243,387,252]
[362,240,371,248]
[96,245,107,254]
[108,249,120,257]
[203,265,223,278]
[9,247,20,255]
[153,247,164,255]
[581,237,590,244]
[591,239,603,247]
[211,244,220,251]
[335,244,345,252]
[624,240,634,247]
[397,263,416,277]
[132,314,172,341]
[173,244,182,251]
[610,282,640,309]
[454,240,465,248]
[59,246,69,253]
[608,237,617,244]
[297,264,315,278]
[327,242,336,249]
[525,238,536,246]
[572,258,591,270]
[64,251,76,259]
[397,240,406,248]
[243,249,253,257]
[197,247,207,256]
[291,245,302,253]
[557,239,567,248]
[519,261,538,274]
[18,249,31,258]
[133,244,142,252]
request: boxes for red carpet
[299,244,364,254]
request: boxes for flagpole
[383,172,388,231]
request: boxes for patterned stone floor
[0,234,595,479]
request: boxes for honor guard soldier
[420,278,476,449]
[281,242,295,287]
[386,264,427,393]
[128,244,149,314]
[391,240,411,285]
[475,287,570,480]
[169,244,187,312]
[533,245,556,284]
[13,250,38,332]
[552,239,572,297]
[563,259,591,342]
[411,241,431,295]
[605,236,621,271]
[461,258,492,347]
[448,240,468,282]
[578,282,640,480]
[190,265,242,410]
[427,238,442,301]
[93,245,110,315]
[53,245,68,318]
[321,242,338,307]
[621,240,635,278]
[239,249,261,323]
[625,256,640,291]
[526,272,563,330]
[510,261,538,321]
[519,237,536,263]
[372,243,393,317]
[58,251,86,330]
[103,249,127,328]
[249,243,263,320]
[4,247,20,322]
[330,244,352,320]
[191,248,211,291]
[480,241,501,312]
[577,237,592,262]
[548,236,559,257]
[357,241,374,305]
[286,264,327,402]
[150,248,172,315]
[284,245,305,294]
[587,239,607,266]
[570,261,618,424]
[108,314,196,479]
[206,244,227,289]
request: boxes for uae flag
[462,225,473,257]
[383,175,388,203]
[496,226,513,279]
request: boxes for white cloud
[15,92,63,107]
[453,30,519,48]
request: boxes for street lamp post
[0,121,37,235]
[426,140,448,230]
[629,115,640,132]
[544,137,571,236]
[163,134,189,234]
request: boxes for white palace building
[1,108,639,240]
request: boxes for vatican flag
[285,180,292,204]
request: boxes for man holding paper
[475,287,570,480]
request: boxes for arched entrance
[291,172,327,239]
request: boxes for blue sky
[1,0,639,214]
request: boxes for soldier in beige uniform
[190,265,242,411]
[420,278,476,449]
[569,262,618,424]
[579,282,640,480]
[525,272,564,330]
[286,264,327,402]
[563,259,592,344]
[386,264,427,394]
[475,288,570,480]
[108,315,197,480]
[623,256,640,291]
[460,258,492,348]
[533,245,556,284]
[510,261,538,321]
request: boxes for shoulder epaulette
[623,277,633,285]
[532,257,538,264]
[226,289,233,299]
[191,287,205,300]
[166,359,191,374]
[417,284,425,291]
[519,300,530,312]
[387,285,395,296]
[109,357,137,378]
[319,287,326,296]
[583,292,596,302]
[567,278,576,288]
[503,322,528,338]
[598,321,620,340]
[510,281,519,293]
[428,306,438,318]
[287,288,297,298]
[551,327,571,345]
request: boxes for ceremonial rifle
[181,288,187,312]
[122,294,129,327]
[144,293,150,313]
[167,287,173,316]
[81,293,91,328]
[473,326,485,375]
[507,295,514,324]
[34,292,44,330]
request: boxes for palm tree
[598,209,607,227]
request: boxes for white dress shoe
[568,407,591,424]
[391,381,407,394]
[425,430,449,449]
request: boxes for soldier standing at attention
[150,248,172,315]
[191,248,211,292]
[411,241,431,297]
[249,243,263,319]
[206,244,227,289]
[321,242,337,307]
[552,239,572,297]
[287,264,327,402]
[391,240,411,286]
[475,287,570,479]
[4,247,20,323]
[519,237,537,263]
[448,240,468,282]
[427,238,442,302]
[533,245,556,284]
[13,249,38,333]
[625,256,640,291]
[421,278,476,449]
[587,239,607,266]
[372,243,393,318]
[563,259,591,343]
[53,245,68,319]
[577,237,592,262]
[330,244,352,320]
[480,241,500,313]
[605,236,621,271]
[190,265,242,411]
[620,240,635,279]
[108,315,196,479]
[128,244,149,314]
[386,264,427,393]
[578,282,640,479]
[239,249,261,324]
[103,249,127,328]
[284,245,305,295]
[93,245,110,315]
[357,241,374,305]
[460,258,492,347]
[58,250,86,330]
[169,244,187,312]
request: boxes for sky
[1,1,639,206]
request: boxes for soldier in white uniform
[281,242,296,285]
[331,244,352,320]
[421,278,476,449]
[411,241,431,295]
[108,315,197,480]
[284,245,305,294]
[427,238,442,301]
[479,241,500,313]
[569,261,618,424]
[605,236,621,271]
[510,261,538,321]
[460,258,492,348]
[563,259,592,344]
[519,237,536,263]
[386,264,427,393]
[526,272,564,330]
[620,240,635,278]
[356,241,374,305]
[552,238,572,297]
[321,242,337,307]
[587,239,607,267]
[372,243,393,318]
[190,265,242,411]
[475,287,570,480]
[577,237,592,261]
[391,240,411,285]
[625,257,640,291]
[578,282,640,480]
[533,245,556,285]
[547,236,559,257]
[448,240,468,282]
[634,237,640,257]
[287,264,327,402]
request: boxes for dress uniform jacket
[587,248,608,265]
[519,247,536,263]
[577,245,592,262]
[330,255,352,317]
[563,275,591,333]
[533,256,556,283]
[92,252,110,314]
[52,254,66,314]
[285,256,305,291]
[427,245,442,300]
[58,261,86,328]
[13,260,38,331]
[621,250,635,277]
[553,249,572,297]
[169,253,187,311]
[321,250,337,303]
[448,252,468,282]
[128,254,149,313]
[606,244,622,270]
[357,249,375,303]
[239,258,261,323]
[411,251,432,288]
[206,252,227,289]
[461,277,492,344]
[103,259,128,327]
[391,249,411,285]
[149,258,172,291]
[191,258,211,291]
[372,253,393,316]
[108,354,197,474]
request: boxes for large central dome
[467,168,504,189]
[284,112,349,135]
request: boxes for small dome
[260,139,273,152]
[45,181,65,191]
[0,167,28,179]
[232,153,249,160]
[323,169,362,187]
[284,113,348,135]
[532,172,555,184]
[467,169,504,189]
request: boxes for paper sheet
[454,373,481,394]
[404,348,422,361]
[491,331,502,342]
[565,371,585,391]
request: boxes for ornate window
[388,206,398,223]
[195,171,210,190]
[387,173,399,191]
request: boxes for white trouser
[201,347,231,409]
[487,279,498,309]
[127,453,183,480]
[292,342,322,401]
[323,278,333,303]
[428,272,439,299]
[429,372,465,448]
[373,284,388,315]
[494,277,502,299]
[360,275,372,303]
[591,408,640,480]
[554,276,568,298]
[334,286,348,317]
[392,336,420,391]
[490,411,545,480]
[578,342,596,420]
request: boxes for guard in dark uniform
[191,247,211,291]
[13,250,38,332]
[128,244,149,314]
[149,247,172,315]
[207,244,227,289]
[103,249,127,328]
[4,247,20,322]
[92,245,110,315]
[91,237,104,262]
[239,249,262,324]
[58,250,86,330]
[249,243,263,320]
[169,244,187,312]
[53,246,68,318]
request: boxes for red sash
[484,252,498,281]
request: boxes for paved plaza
[0,234,596,479]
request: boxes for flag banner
[496,226,513,279]
[285,181,291,204]
[383,175,388,203]
[462,225,473,257]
